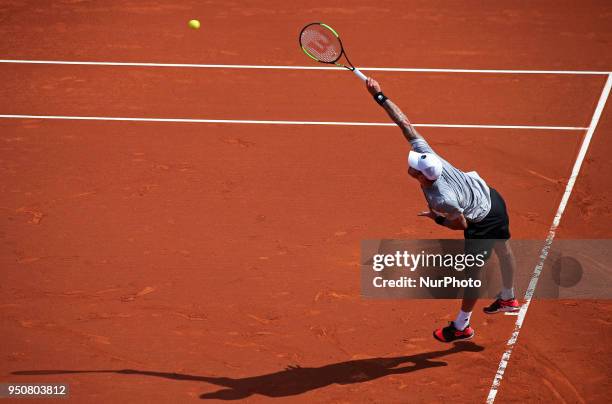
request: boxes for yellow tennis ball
[188,19,200,30]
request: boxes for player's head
[408,151,443,184]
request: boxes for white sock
[501,287,515,300]
[453,310,472,331]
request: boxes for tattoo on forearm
[381,99,422,142]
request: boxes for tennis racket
[299,22,367,81]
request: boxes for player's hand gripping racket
[299,22,367,81]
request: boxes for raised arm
[366,77,423,143]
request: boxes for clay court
[1,1,611,402]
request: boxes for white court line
[0,59,610,75]
[486,72,612,403]
[0,115,589,131]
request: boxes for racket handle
[353,68,367,81]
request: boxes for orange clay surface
[1,1,611,403]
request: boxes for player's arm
[418,209,468,231]
[366,77,423,143]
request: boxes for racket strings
[300,25,342,63]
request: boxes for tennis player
[365,77,520,342]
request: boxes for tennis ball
[188,19,201,30]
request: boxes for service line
[0,115,589,131]
[0,59,610,75]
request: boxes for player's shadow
[12,342,483,400]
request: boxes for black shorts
[464,187,510,240]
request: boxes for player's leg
[483,240,520,313]
[481,188,521,314]
[433,239,488,343]
[495,240,515,295]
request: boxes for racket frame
[299,22,367,81]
